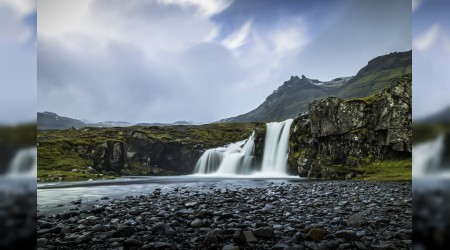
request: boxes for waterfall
[7,147,37,178]
[193,132,255,175]
[413,134,446,178]
[193,148,225,174]
[260,119,294,175]
[193,118,294,176]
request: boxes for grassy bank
[355,159,411,181]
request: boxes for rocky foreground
[37,181,411,250]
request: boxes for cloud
[38,0,411,123]
[271,20,309,54]
[0,0,36,124]
[0,0,35,43]
[412,0,422,12]
[413,23,440,52]
[221,20,252,50]
[158,0,233,16]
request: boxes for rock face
[289,74,412,178]
[38,123,260,179]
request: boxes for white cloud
[37,0,91,37]
[271,24,309,54]
[221,20,252,50]
[412,0,422,12]
[0,0,35,43]
[0,0,34,16]
[158,0,233,16]
[413,23,440,52]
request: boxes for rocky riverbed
[37,181,411,250]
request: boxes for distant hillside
[37,112,132,130]
[38,112,86,130]
[417,106,450,124]
[37,112,194,130]
[220,50,412,123]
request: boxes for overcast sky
[37,0,411,124]
[0,0,36,124]
[412,0,450,119]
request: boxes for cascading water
[193,132,255,175]
[193,118,294,176]
[260,119,294,175]
[7,147,37,178]
[413,134,446,178]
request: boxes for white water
[7,147,37,178]
[413,134,445,178]
[193,132,255,175]
[193,119,294,176]
[261,119,294,175]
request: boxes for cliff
[37,123,261,181]
[288,74,412,179]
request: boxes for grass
[38,169,115,182]
[37,123,261,181]
[412,123,445,145]
[345,92,381,105]
[354,160,411,181]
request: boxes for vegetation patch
[412,123,446,145]
[38,123,260,181]
[354,160,411,181]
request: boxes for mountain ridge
[219,50,412,123]
[37,112,194,130]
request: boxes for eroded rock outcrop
[289,74,412,178]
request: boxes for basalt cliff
[287,74,411,179]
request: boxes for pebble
[36,181,411,250]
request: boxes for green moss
[38,123,260,181]
[412,123,444,145]
[345,92,381,105]
[38,169,115,182]
[354,159,411,181]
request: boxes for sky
[0,0,36,124]
[37,0,411,124]
[412,0,450,119]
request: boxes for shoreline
[37,180,411,249]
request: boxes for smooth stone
[94,231,115,240]
[116,225,134,237]
[271,242,289,249]
[285,245,305,250]
[306,228,328,241]
[348,214,366,226]
[253,227,274,238]
[204,230,218,246]
[355,241,367,250]
[37,238,49,247]
[232,229,247,245]
[191,219,203,228]
[222,243,240,250]
[91,224,105,233]
[243,230,257,242]
[123,238,143,247]
[335,230,358,241]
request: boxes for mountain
[37,112,193,130]
[37,112,131,130]
[134,121,194,126]
[90,121,132,127]
[418,106,450,124]
[220,50,412,123]
[38,112,86,130]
